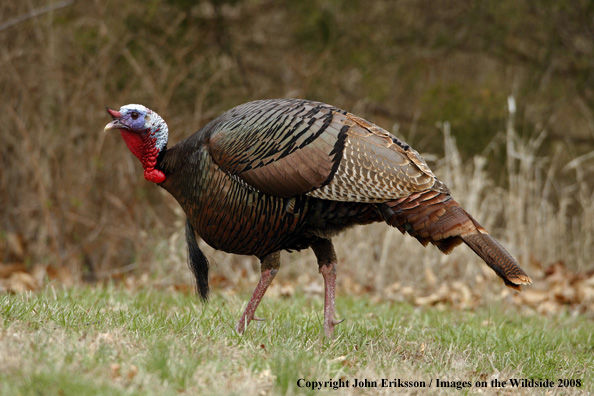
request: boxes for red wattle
[120,130,145,161]
[120,130,166,184]
[144,169,166,183]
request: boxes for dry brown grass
[1,1,593,298]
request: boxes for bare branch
[0,0,74,32]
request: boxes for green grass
[1,284,592,395]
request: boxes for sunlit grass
[1,284,591,395]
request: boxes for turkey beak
[104,108,125,132]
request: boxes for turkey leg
[235,251,280,334]
[312,239,344,338]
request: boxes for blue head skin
[105,104,169,183]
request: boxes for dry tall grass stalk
[2,2,593,296]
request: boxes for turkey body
[158,117,380,258]
[107,98,531,337]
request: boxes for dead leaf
[279,284,295,298]
[424,267,437,287]
[519,289,549,306]
[127,365,138,381]
[0,263,27,279]
[46,265,74,286]
[536,300,560,315]
[5,232,26,260]
[303,281,323,295]
[110,363,121,379]
[5,272,38,292]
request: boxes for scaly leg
[235,252,280,334]
[319,261,344,337]
[312,239,344,338]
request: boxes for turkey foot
[235,268,278,334]
[319,262,343,338]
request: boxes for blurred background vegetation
[1,0,593,293]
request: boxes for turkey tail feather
[380,191,532,291]
[185,218,210,300]
[461,232,531,291]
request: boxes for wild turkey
[105,98,531,337]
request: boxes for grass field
[1,284,591,395]
[2,2,594,395]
